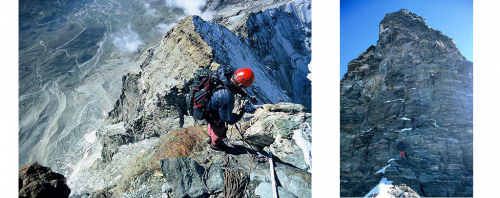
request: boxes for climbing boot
[210,143,228,151]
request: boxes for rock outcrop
[19,162,71,198]
[61,1,312,196]
[100,0,311,163]
[207,0,293,37]
[340,9,473,197]
[69,103,311,197]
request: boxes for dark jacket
[397,141,406,151]
[206,67,245,126]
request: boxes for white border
[312,0,339,197]
[3,1,19,197]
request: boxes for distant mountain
[340,9,472,197]
[19,0,312,197]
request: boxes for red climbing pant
[208,123,227,146]
[400,150,405,159]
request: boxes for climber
[411,117,418,132]
[397,139,407,160]
[205,67,255,151]
[430,75,436,86]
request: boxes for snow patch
[384,99,404,103]
[84,130,97,144]
[376,165,390,174]
[400,128,413,132]
[433,120,440,127]
[364,177,395,198]
[399,117,410,121]
[292,123,312,170]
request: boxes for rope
[202,163,212,192]
[223,168,249,198]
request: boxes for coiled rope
[223,168,249,198]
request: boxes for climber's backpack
[186,66,233,120]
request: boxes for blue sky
[340,0,473,79]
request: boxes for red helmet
[234,68,255,88]
[402,139,405,142]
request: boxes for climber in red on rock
[397,139,406,160]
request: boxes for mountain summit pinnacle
[341,9,472,197]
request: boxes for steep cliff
[100,0,311,163]
[340,9,472,197]
[64,1,312,197]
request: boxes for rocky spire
[340,9,472,197]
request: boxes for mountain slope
[64,1,312,197]
[340,9,473,197]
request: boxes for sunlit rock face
[62,0,311,196]
[340,9,472,197]
[19,0,311,180]
[68,103,311,197]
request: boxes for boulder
[19,162,71,198]
[160,157,208,198]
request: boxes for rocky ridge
[68,103,311,197]
[100,0,311,163]
[64,0,312,197]
[340,9,473,197]
[207,0,293,37]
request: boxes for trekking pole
[269,152,278,198]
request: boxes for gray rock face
[243,103,312,171]
[69,103,311,198]
[197,0,312,110]
[340,9,472,197]
[101,0,312,160]
[160,157,208,198]
[255,182,298,198]
[207,0,293,37]
[66,1,312,196]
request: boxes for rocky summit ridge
[340,9,472,197]
[42,0,313,197]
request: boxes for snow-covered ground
[364,177,395,198]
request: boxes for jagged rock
[105,16,215,146]
[70,103,311,197]
[98,122,133,163]
[19,162,71,198]
[255,182,298,198]
[68,2,312,196]
[160,157,208,198]
[196,0,312,110]
[243,103,312,171]
[101,2,311,160]
[207,0,293,37]
[205,164,224,194]
[274,164,311,197]
[340,9,473,197]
